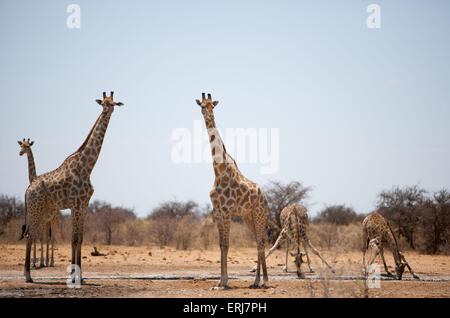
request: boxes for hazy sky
[1,0,449,217]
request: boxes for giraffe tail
[19,191,29,240]
[19,224,28,240]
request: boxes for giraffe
[22,91,123,283]
[18,138,56,268]
[362,212,419,280]
[251,203,334,278]
[196,93,269,289]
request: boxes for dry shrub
[0,218,23,242]
[113,219,149,246]
[199,220,218,250]
[229,222,256,248]
[149,217,175,248]
[309,222,362,252]
[174,216,199,250]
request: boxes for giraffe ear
[17,140,22,146]
[96,99,103,105]
[212,101,219,107]
[29,141,34,146]
[114,102,124,106]
[196,99,202,106]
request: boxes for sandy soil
[0,244,449,298]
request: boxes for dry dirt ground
[0,244,449,298]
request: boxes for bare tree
[148,199,200,220]
[0,195,24,237]
[421,190,450,254]
[265,181,311,243]
[376,185,426,249]
[314,204,363,225]
[89,201,136,245]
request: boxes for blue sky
[1,0,449,217]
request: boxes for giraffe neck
[386,227,402,265]
[203,112,237,178]
[78,110,113,174]
[26,150,37,184]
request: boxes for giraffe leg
[24,237,33,283]
[71,208,86,283]
[251,210,268,288]
[39,239,45,268]
[283,240,290,272]
[45,225,50,267]
[50,226,55,267]
[305,239,335,273]
[215,217,230,289]
[400,253,420,279]
[362,236,369,274]
[379,247,394,277]
[302,240,314,273]
[32,239,37,269]
[250,228,286,272]
[367,239,380,268]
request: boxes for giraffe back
[280,203,308,242]
[363,212,397,246]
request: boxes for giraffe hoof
[211,285,230,291]
[249,267,256,273]
[249,283,268,289]
[413,275,420,280]
[25,277,33,283]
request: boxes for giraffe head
[290,251,306,278]
[196,93,219,119]
[395,255,407,280]
[17,138,34,156]
[95,91,124,113]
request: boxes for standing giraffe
[251,203,334,278]
[196,93,269,289]
[362,212,419,280]
[22,91,123,283]
[18,138,56,268]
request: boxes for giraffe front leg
[251,228,285,272]
[305,239,335,274]
[251,211,269,288]
[71,208,86,284]
[400,253,420,279]
[283,240,290,273]
[39,239,45,268]
[302,241,314,273]
[45,225,50,267]
[32,239,37,269]
[24,237,33,283]
[50,226,55,267]
[213,217,230,290]
[366,239,380,272]
[379,247,394,277]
